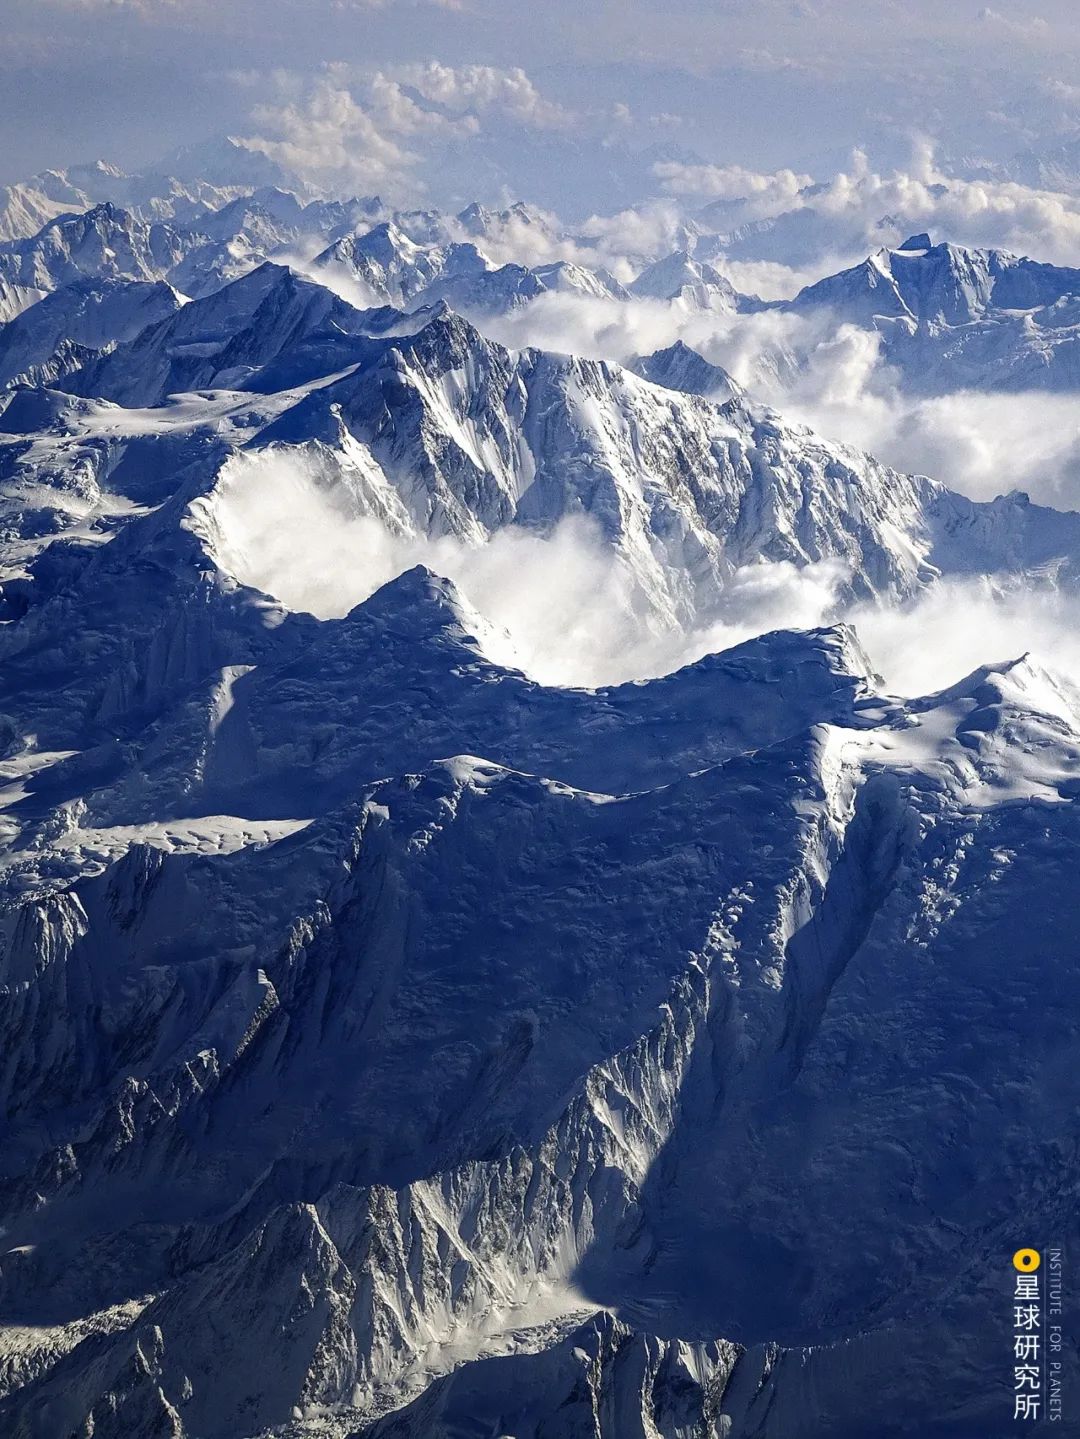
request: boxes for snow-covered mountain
[629,248,740,310]
[793,231,1080,324]
[58,262,401,407]
[1,540,1078,1436]
[32,282,1080,649]
[0,190,647,380]
[1,180,1080,1439]
[0,203,196,293]
[0,193,392,306]
[0,143,304,244]
[789,233,1080,391]
[0,278,183,389]
[8,173,1080,410]
[628,339,743,402]
[310,222,630,316]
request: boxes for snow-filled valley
[0,158,1078,1439]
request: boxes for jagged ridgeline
[0,174,1079,1439]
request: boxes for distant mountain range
[6,164,1080,404]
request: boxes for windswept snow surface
[0,185,1078,1439]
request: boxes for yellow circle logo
[1013,1248,1041,1272]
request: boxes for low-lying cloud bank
[203,448,847,686]
[771,326,1080,509]
[201,448,1080,699]
[849,582,1080,698]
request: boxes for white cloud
[391,61,575,130]
[685,144,1080,268]
[719,257,831,300]
[851,580,1080,697]
[235,62,576,198]
[476,291,698,364]
[1041,76,1080,108]
[238,75,436,197]
[576,200,694,270]
[653,160,812,214]
[787,374,1080,510]
[204,446,851,687]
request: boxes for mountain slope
[0,145,306,244]
[791,233,1080,391]
[244,306,1080,609]
[0,203,194,293]
[11,285,1080,651]
[629,339,743,402]
[0,278,183,389]
[60,264,394,407]
[1,245,1080,1439]
[630,248,740,310]
[2,616,1078,1437]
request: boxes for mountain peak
[349,564,465,621]
[629,249,738,305]
[925,650,1077,719]
[339,565,517,670]
[629,340,742,402]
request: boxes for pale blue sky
[5,0,1080,209]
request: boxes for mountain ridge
[1,168,1080,1439]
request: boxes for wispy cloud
[978,7,1050,41]
[652,143,1080,267]
[238,73,447,197]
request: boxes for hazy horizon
[5,0,1080,217]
